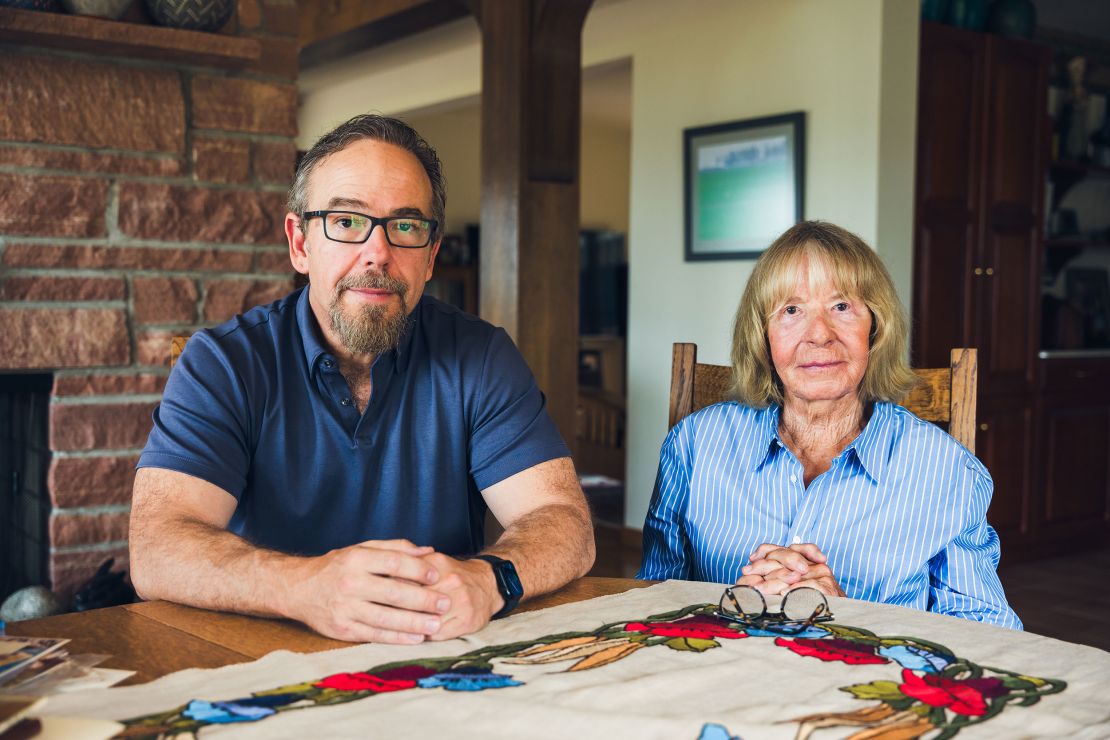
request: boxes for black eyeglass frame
[714,585,834,633]
[301,209,439,249]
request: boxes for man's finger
[353,575,450,615]
[354,546,441,585]
[347,600,444,637]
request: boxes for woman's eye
[834,302,849,312]
[783,305,799,316]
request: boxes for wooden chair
[668,343,978,453]
[169,336,189,368]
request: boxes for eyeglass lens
[725,586,767,617]
[781,588,826,621]
[324,212,432,247]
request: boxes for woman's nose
[804,314,834,343]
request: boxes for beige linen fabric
[41,581,1110,738]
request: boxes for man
[129,114,595,645]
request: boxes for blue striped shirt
[638,401,1022,630]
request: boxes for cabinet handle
[985,267,994,276]
[979,423,989,431]
[974,267,983,276]
[1074,370,1094,379]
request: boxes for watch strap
[471,554,523,619]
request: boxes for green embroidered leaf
[841,680,904,702]
[824,624,879,642]
[664,637,720,652]
[999,676,1037,691]
[255,682,316,696]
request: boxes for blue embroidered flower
[417,667,522,692]
[878,644,953,673]
[182,694,300,724]
[697,722,743,740]
[743,624,829,639]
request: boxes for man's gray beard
[328,273,411,356]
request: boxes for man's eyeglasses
[302,210,438,248]
[715,585,833,633]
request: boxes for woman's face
[766,259,873,408]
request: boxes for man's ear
[286,212,309,275]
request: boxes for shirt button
[790,474,798,484]
[323,359,334,369]
[341,397,352,407]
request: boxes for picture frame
[683,112,805,261]
[1065,267,1110,348]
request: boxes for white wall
[401,103,631,235]
[296,0,920,532]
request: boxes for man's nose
[358,224,393,266]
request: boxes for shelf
[0,6,260,68]
[1050,160,1110,179]
[1039,349,1110,360]
[1044,238,1110,250]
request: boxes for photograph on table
[683,112,805,261]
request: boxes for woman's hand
[736,542,845,598]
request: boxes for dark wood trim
[298,0,468,70]
[0,6,260,68]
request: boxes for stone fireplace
[0,2,299,604]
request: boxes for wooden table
[5,577,652,685]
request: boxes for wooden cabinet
[913,23,1048,395]
[976,395,1035,547]
[1034,358,1110,546]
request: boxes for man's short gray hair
[287,114,447,241]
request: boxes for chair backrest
[668,343,978,453]
[170,336,189,368]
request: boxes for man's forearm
[130,514,305,619]
[485,502,595,601]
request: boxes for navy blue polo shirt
[138,287,569,556]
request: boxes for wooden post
[466,0,593,448]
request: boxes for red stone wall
[0,0,300,602]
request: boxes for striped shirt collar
[752,401,895,484]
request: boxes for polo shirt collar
[295,285,419,375]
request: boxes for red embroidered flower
[774,637,888,665]
[898,669,1008,716]
[625,615,746,639]
[314,672,418,692]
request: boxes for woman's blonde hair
[730,220,917,408]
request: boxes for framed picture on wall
[683,111,805,261]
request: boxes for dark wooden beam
[467,0,593,446]
[298,0,467,69]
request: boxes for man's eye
[395,221,413,232]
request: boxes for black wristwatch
[472,554,523,619]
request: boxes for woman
[639,221,1020,629]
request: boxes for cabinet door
[912,23,985,368]
[1037,397,1110,543]
[976,395,1034,550]
[975,36,1049,395]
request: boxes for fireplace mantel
[0,6,261,68]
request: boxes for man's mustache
[336,272,409,295]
